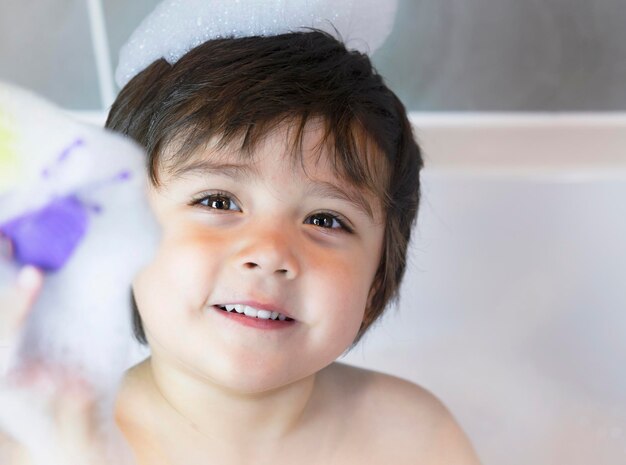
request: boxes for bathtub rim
[67,111,626,180]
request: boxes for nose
[233,227,300,280]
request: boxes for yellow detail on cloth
[0,108,20,192]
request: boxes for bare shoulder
[115,359,153,434]
[115,358,165,429]
[116,359,151,410]
[321,362,482,465]
[115,359,171,465]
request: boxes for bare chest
[121,409,418,465]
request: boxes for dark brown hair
[106,30,422,347]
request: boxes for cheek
[133,233,225,323]
[309,253,372,332]
[320,236,383,334]
[332,242,381,298]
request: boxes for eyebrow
[305,181,374,220]
[171,159,375,220]
[170,159,257,179]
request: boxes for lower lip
[211,306,297,330]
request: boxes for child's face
[133,124,385,393]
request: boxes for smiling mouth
[215,304,295,322]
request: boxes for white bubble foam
[0,81,158,464]
[116,0,399,88]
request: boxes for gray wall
[379,0,626,111]
[1,0,625,111]
[0,0,101,109]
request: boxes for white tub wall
[413,113,626,177]
[339,114,626,465]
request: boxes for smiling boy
[107,30,480,465]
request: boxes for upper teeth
[221,304,288,321]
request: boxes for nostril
[242,262,290,275]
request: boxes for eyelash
[191,191,240,211]
[304,212,353,233]
[190,192,354,233]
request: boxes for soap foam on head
[116,0,399,88]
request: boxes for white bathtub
[340,114,626,465]
[75,111,626,465]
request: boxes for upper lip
[213,300,295,320]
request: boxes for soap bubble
[0,81,159,464]
[116,0,399,87]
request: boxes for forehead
[168,124,331,177]
[160,118,388,184]
[159,122,385,220]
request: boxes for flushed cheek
[133,244,225,366]
[307,260,370,338]
[314,250,374,303]
[134,236,225,319]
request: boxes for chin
[209,353,311,394]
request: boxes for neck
[146,355,319,448]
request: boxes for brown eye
[197,194,240,211]
[308,213,334,228]
[305,212,351,232]
[209,196,229,210]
